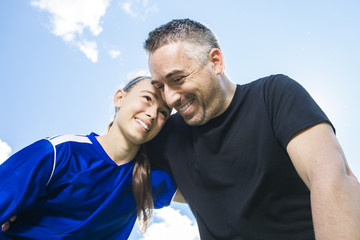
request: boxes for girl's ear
[114,89,125,108]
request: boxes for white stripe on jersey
[45,134,92,186]
[48,134,92,146]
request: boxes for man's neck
[216,73,237,117]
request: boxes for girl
[0,76,176,239]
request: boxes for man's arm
[287,122,360,239]
[172,189,187,203]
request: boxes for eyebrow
[141,90,171,112]
[151,79,162,85]
[151,70,184,85]
[164,70,183,80]
[141,90,158,99]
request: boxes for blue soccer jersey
[0,132,176,240]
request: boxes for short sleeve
[151,168,176,209]
[265,74,334,148]
[0,139,54,224]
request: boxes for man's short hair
[144,18,221,65]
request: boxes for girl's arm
[151,168,177,208]
[0,139,55,225]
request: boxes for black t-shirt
[146,74,333,240]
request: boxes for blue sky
[1,0,360,239]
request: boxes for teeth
[179,100,193,112]
[135,119,150,132]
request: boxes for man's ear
[113,89,125,108]
[208,48,224,75]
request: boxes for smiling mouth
[135,118,150,132]
[178,99,194,112]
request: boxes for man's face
[148,42,225,126]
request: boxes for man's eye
[173,76,184,82]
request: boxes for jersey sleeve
[0,139,54,224]
[150,168,176,209]
[264,74,335,148]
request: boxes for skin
[149,42,236,126]
[1,216,15,231]
[149,41,360,239]
[97,79,170,166]
[287,123,360,239]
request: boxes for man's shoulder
[246,74,292,86]
[238,74,297,96]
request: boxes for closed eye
[173,76,184,82]
[160,111,168,118]
[155,84,164,90]
[151,80,164,90]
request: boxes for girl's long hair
[108,76,154,232]
[132,145,153,232]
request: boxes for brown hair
[132,145,153,232]
[108,76,154,231]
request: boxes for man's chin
[182,113,206,126]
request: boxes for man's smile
[178,99,194,112]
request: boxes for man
[144,18,360,239]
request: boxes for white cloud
[77,40,99,63]
[126,69,151,80]
[144,3,158,14]
[122,1,137,17]
[31,0,110,62]
[140,207,200,240]
[108,49,121,59]
[0,139,12,164]
[121,0,158,18]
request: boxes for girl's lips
[135,118,150,132]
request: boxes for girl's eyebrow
[141,90,158,99]
[141,90,171,112]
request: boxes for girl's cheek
[159,119,166,127]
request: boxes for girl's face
[113,79,171,146]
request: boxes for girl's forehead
[132,80,169,109]
[130,79,156,93]
[137,78,154,88]
[128,80,162,99]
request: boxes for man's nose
[164,85,181,108]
